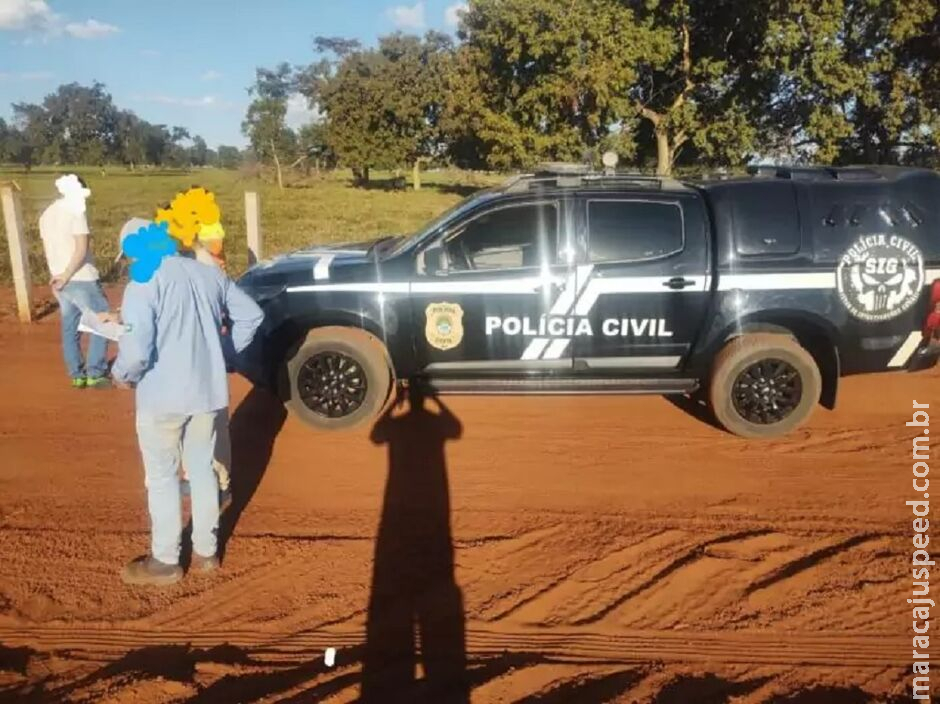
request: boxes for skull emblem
[839,235,924,322]
[850,261,917,314]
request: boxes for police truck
[237,164,940,438]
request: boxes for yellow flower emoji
[155,187,221,248]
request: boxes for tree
[446,0,771,174]
[19,82,121,164]
[7,82,210,168]
[295,121,334,174]
[625,0,770,174]
[163,126,191,167]
[242,62,296,188]
[115,111,148,168]
[0,119,11,163]
[297,37,382,182]
[760,0,939,164]
[298,32,453,187]
[143,123,172,165]
[217,145,242,169]
[445,0,651,170]
[9,103,47,171]
[380,32,453,189]
[189,135,209,166]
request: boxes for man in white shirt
[40,174,110,389]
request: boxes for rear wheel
[284,327,393,431]
[708,333,822,438]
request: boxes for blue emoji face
[122,221,178,283]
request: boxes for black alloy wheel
[730,358,803,425]
[297,351,368,418]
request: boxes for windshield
[385,189,501,258]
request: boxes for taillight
[925,279,940,339]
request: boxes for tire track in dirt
[569,529,774,626]
[762,426,902,455]
[509,666,647,703]
[0,625,909,668]
[499,529,690,625]
[477,529,679,623]
[744,533,882,597]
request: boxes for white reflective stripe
[313,255,334,281]
[549,265,594,316]
[412,276,559,294]
[542,338,570,360]
[581,356,681,369]
[521,338,550,360]
[287,283,410,293]
[888,331,923,368]
[717,272,836,291]
[542,266,599,359]
[573,276,705,316]
[548,270,579,315]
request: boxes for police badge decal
[425,302,464,351]
[837,233,925,322]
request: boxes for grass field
[0,166,505,284]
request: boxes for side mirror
[420,245,447,276]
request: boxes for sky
[0,0,468,149]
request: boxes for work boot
[190,553,220,574]
[85,376,112,390]
[121,556,182,586]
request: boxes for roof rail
[746,165,884,181]
[502,168,683,193]
[534,162,592,176]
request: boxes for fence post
[245,191,262,266]
[0,182,33,323]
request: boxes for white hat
[115,217,153,263]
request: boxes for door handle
[663,277,695,290]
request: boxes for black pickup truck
[237,164,940,438]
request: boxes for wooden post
[0,182,33,323]
[244,191,262,266]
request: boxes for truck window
[446,202,558,271]
[731,182,801,256]
[587,200,683,263]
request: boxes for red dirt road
[0,295,937,702]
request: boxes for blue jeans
[136,410,222,565]
[58,280,109,379]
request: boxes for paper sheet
[55,289,127,341]
[77,311,127,342]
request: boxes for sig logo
[837,234,924,322]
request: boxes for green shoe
[85,376,112,390]
[71,377,86,389]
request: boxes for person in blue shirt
[111,242,263,586]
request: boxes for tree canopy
[295,32,453,186]
[242,62,297,188]
[1,82,221,170]
[275,0,939,178]
[8,1,937,180]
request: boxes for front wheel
[284,326,393,431]
[708,333,822,439]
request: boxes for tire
[708,333,822,439]
[284,326,393,431]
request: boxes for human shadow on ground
[359,384,469,704]
[218,385,287,559]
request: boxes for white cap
[115,217,153,263]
